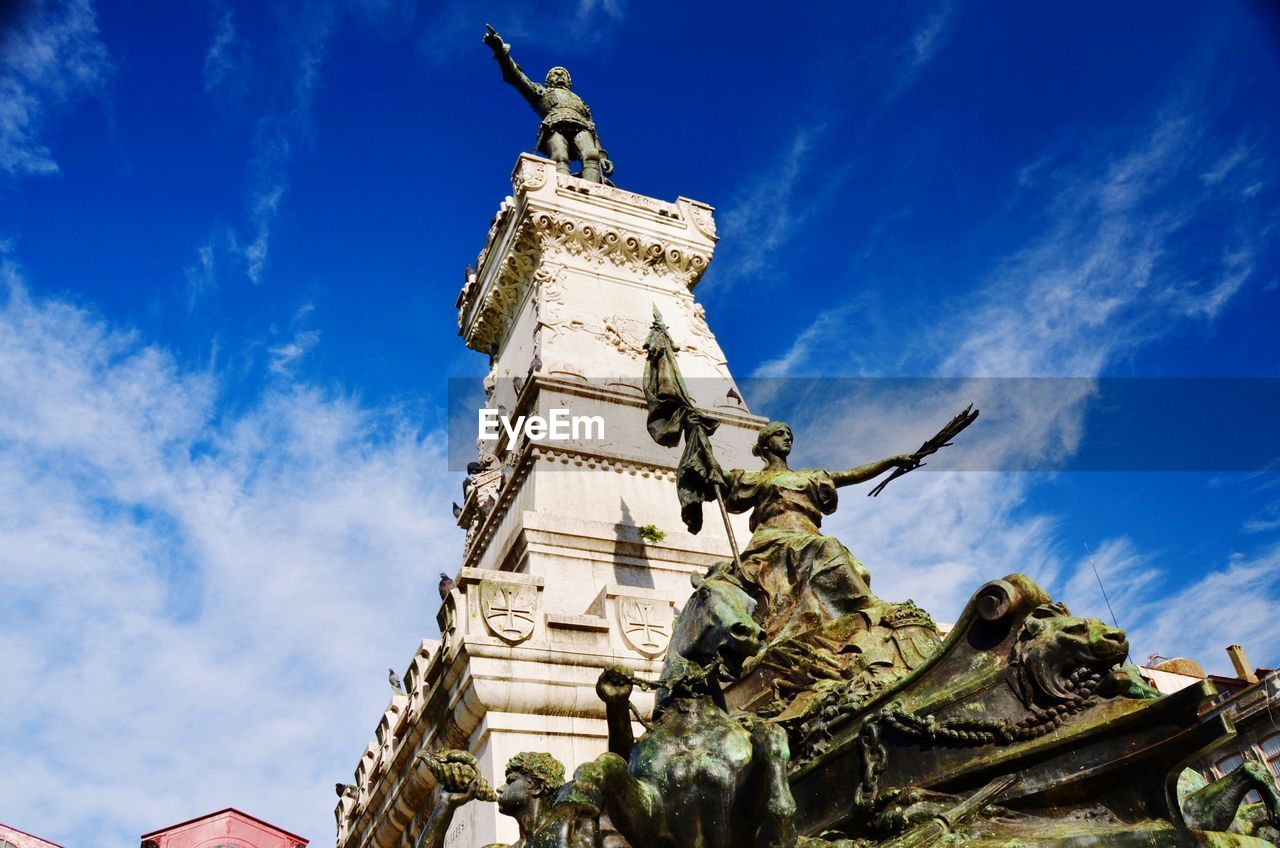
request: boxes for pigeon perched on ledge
[439,571,455,599]
[388,667,404,694]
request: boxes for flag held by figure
[641,307,727,537]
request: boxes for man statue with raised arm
[482,24,612,184]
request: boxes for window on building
[1216,751,1246,777]
[1260,733,1280,780]
[2,839,19,848]
[1216,751,1263,804]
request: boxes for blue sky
[2,1,1280,845]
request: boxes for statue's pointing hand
[483,24,506,55]
[420,749,496,802]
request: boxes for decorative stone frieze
[457,154,720,355]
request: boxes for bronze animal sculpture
[568,565,798,848]
[1179,762,1280,840]
[1009,602,1160,707]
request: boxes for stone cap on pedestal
[456,154,719,353]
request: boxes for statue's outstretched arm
[830,454,916,488]
[483,25,542,109]
[414,751,496,848]
[597,665,637,760]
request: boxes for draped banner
[642,308,725,534]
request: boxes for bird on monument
[452,501,463,519]
[388,668,404,694]
[439,571,455,599]
[335,783,356,798]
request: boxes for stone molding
[457,155,719,353]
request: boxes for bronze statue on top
[483,25,613,184]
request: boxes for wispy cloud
[266,300,320,376]
[203,1,247,97]
[197,2,343,286]
[0,0,112,177]
[909,3,955,68]
[0,262,459,845]
[752,303,860,380]
[184,240,218,309]
[1243,501,1280,535]
[417,0,627,64]
[712,7,957,293]
[942,110,1202,377]
[717,128,819,285]
[1093,545,1280,671]
[749,85,1275,664]
[1200,142,1253,187]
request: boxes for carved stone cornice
[457,156,718,354]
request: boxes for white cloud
[0,0,112,176]
[752,304,860,380]
[713,8,956,294]
[1104,546,1280,674]
[716,128,819,286]
[1243,502,1280,535]
[909,2,955,69]
[941,110,1206,377]
[0,266,461,845]
[752,90,1273,653]
[1200,142,1252,187]
[203,1,246,96]
[185,240,218,308]
[201,1,343,286]
[269,328,321,375]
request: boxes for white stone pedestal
[337,156,764,848]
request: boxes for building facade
[140,808,308,848]
[0,823,66,848]
[1143,646,1280,791]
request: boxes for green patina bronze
[419,78,1280,842]
[572,564,795,848]
[483,25,613,184]
[414,749,601,848]
[718,420,944,718]
[413,318,1280,848]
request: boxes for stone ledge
[546,612,611,632]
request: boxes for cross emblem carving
[620,598,671,656]
[481,582,536,643]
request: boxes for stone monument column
[336,156,762,848]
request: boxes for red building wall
[141,809,306,848]
[0,823,66,848]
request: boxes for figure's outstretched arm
[596,665,637,760]
[830,454,917,488]
[483,24,542,108]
